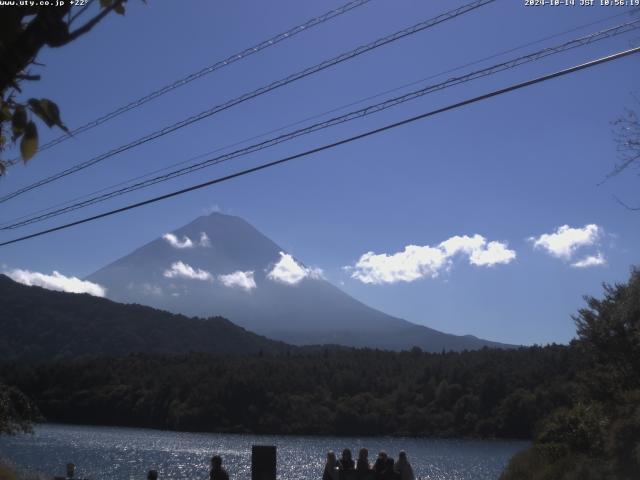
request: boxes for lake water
[0,424,528,480]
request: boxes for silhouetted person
[323,451,339,480]
[393,452,415,480]
[372,452,387,480]
[147,470,158,480]
[383,457,396,480]
[338,449,355,471]
[210,455,229,480]
[356,448,370,472]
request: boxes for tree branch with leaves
[601,95,640,210]
[0,0,131,175]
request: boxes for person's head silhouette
[358,448,368,460]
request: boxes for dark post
[251,445,276,480]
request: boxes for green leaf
[28,99,53,127]
[42,99,68,132]
[100,0,113,7]
[28,98,68,132]
[114,2,125,14]
[11,105,27,138]
[20,121,38,163]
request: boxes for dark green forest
[1,345,581,439]
[0,274,290,360]
[501,268,640,480]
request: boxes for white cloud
[349,234,516,285]
[5,269,106,297]
[470,241,517,266]
[571,252,606,268]
[163,233,194,249]
[267,252,323,285]
[199,232,211,247]
[351,245,447,284]
[439,234,487,257]
[163,261,212,281]
[530,224,601,259]
[218,271,256,291]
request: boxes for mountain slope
[0,274,290,361]
[87,213,514,352]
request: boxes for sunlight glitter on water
[0,424,528,480]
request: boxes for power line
[5,19,638,229]
[1,10,628,230]
[0,0,495,204]
[1,45,637,248]
[4,0,373,165]
[3,19,638,231]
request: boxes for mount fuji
[87,213,514,351]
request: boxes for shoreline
[27,421,533,443]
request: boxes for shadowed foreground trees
[0,382,40,435]
[501,268,640,480]
[0,344,582,439]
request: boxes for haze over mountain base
[87,213,514,352]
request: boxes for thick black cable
[5,0,373,164]
[1,46,637,247]
[3,19,639,230]
[1,10,629,230]
[0,0,495,204]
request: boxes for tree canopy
[0,382,40,436]
[1,344,582,439]
[501,268,640,480]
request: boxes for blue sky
[1,0,639,345]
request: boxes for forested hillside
[0,274,290,360]
[1,345,581,439]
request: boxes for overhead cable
[0,0,495,203]
[3,20,638,230]
[1,45,637,247]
